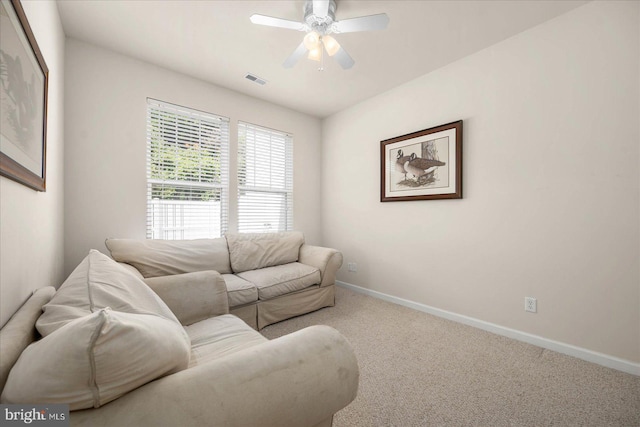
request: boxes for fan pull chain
[318,36,325,71]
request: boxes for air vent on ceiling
[245,73,267,86]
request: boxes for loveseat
[0,250,359,426]
[105,231,343,330]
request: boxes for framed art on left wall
[0,0,49,191]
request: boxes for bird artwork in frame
[381,120,462,202]
[0,0,49,191]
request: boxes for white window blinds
[146,99,229,239]
[237,122,293,233]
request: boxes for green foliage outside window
[148,113,222,202]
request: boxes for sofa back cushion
[36,250,180,337]
[1,308,190,410]
[225,231,304,273]
[0,287,55,394]
[105,238,232,277]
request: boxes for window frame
[237,121,294,234]
[146,98,230,239]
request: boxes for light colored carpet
[261,286,640,427]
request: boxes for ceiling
[56,0,588,118]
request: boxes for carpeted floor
[261,286,640,427]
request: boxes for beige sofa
[0,250,359,426]
[105,231,343,330]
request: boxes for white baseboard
[336,281,640,376]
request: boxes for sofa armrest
[143,271,229,326]
[70,325,359,427]
[299,245,343,287]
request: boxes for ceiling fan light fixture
[322,35,340,56]
[303,31,320,50]
[308,46,322,61]
[251,0,389,70]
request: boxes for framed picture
[0,0,48,191]
[381,120,462,202]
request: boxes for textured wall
[322,1,639,362]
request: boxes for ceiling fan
[250,0,389,70]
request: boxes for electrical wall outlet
[525,297,537,313]
[347,262,357,272]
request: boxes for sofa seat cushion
[222,274,258,307]
[226,231,304,273]
[1,308,190,411]
[184,314,266,367]
[237,263,321,301]
[106,238,232,277]
[37,250,180,337]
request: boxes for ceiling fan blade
[250,14,305,31]
[334,13,390,33]
[283,42,308,68]
[313,0,330,18]
[333,46,354,70]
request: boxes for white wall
[0,2,65,327]
[64,40,322,276]
[322,1,639,363]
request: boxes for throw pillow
[1,308,190,410]
[37,250,180,337]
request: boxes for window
[237,122,293,233]
[146,99,229,239]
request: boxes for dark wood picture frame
[381,120,462,202]
[0,0,49,191]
